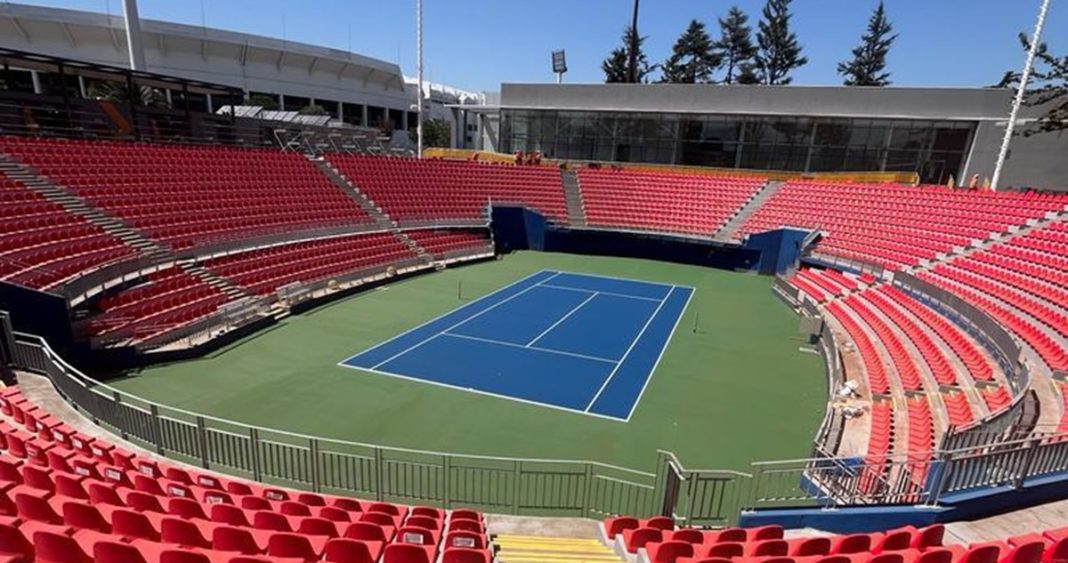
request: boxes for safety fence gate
[658,451,752,527]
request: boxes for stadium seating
[576,169,766,235]
[83,267,227,343]
[604,516,1068,563]
[404,230,492,261]
[0,177,135,290]
[327,155,568,223]
[201,232,415,296]
[0,137,373,251]
[0,386,491,563]
[737,182,1068,269]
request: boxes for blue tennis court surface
[339,270,693,421]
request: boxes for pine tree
[602,26,657,83]
[838,2,897,86]
[661,19,721,84]
[995,32,1068,135]
[715,6,758,85]
[754,0,808,85]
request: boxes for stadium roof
[0,2,405,91]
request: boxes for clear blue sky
[17,0,1068,92]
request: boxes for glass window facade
[500,110,975,183]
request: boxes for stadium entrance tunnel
[489,206,804,275]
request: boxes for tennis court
[340,270,693,421]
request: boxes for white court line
[526,292,600,347]
[338,269,554,366]
[622,287,695,423]
[442,333,617,364]
[584,286,675,413]
[337,363,628,423]
[369,272,562,370]
[539,284,662,303]
[553,270,688,290]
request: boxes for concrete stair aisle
[0,155,167,255]
[713,180,786,242]
[310,156,395,226]
[178,263,249,299]
[909,207,1068,273]
[561,168,587,227]
[493,534,625,563]
[309,156,435,265]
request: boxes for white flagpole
[991,0,1052,191]
[416,0,424,158]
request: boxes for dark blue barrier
[0,282,72,353]
[744,228,811,275]
[490,206,547,252]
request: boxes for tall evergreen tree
[715,6,758,85]
[753,0,808,85]
[661,19,721,84]
[838,2,897,86]
[995,32,1068,135]
[603,26,657,83]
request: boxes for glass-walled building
[501,110,974,183]
[484,83,1068,188]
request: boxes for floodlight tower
[416,0,424,158]
[991,0,1052,191]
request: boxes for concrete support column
[122,0,147,70]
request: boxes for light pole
[628,0,640,83]
[416,0,424,158]
[991,0,1052,191]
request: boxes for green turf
[110,251,827,473]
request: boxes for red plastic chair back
[644,516,674,531]
[752,540,789,557]
[159,549,212,563]
[671,529,705,544]
[449,509,480,522]
[280,501,311,516]
[714,528,748,543]
[212,525,262,555]
[323,538,376,563]
[94,540,148,563]
[751,525,785,541]
[53,474,88,499]
[0,522,32,560]
[916,548,954,563]
[62,501,110,533]
[792,537,831,556]
[369,502,402,516]
[21,465,54,492]
[127,490,166,513]
[1045,537,1068,563]
[442,547,491,563]
[299,517,340,538]
[707,543,745,559]
[447,519,483,533]
[406,515,440,531]
[876,529,914,553]
[654,540,695,563]
[333,498,365,513]
[298,492,327,507]
[168,497,207,520]
[869,553,906,563]
[913,525,946,549]
[112,508,160,541]
[211,504,251,527]
[267,533,318,560]
[606,516,640,538]
[445,531,486,550]
[362,511,397,527]
[16,493,63,525]
[321,506,353,522]
[344,522,388,542]
[240,496,272,511]
[411,506,442,520]
[383,543,432,563]
[834,534,873,555]
[253,510,292,532]
[161,517,212,549]
[32,530,91,563]
[960,545,1001,563]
